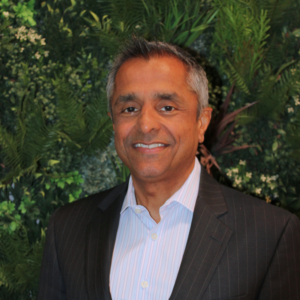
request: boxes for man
[38,39,300,300]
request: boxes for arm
[258,214,300,300]
[37,209,66,300]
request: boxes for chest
[109,204,193,300]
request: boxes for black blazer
[38,168,300,300]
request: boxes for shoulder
[219,183,299,234]
[221,184,292,217]
[50,182,125,227]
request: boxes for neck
[131,160,195,223]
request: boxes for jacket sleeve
[258,214,300,300]
[37,209,67,300]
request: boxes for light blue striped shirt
[110,158,201,300]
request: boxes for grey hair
[106,38,209,118]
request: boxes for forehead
[113,55,190,98]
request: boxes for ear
[108,112,114,129]
[197,107,212,143]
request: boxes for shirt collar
[121,158,201,214]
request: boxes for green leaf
[69,194,75,202]
[9,222,18,232]
[89,11,99,22]
[277,129,286,135]
[65,177,74,184]
[48,159,60,166]
[27,16,36,26]
[19,203,26,214]
[292,29,300,37]
[80,10,86,17]
[14,214,21,220]
[272,141,278,151]
[57,181,65,189]
[73,188,82,198]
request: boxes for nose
[136,104,161,134]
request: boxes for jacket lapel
[169,169,233,300]
[85,181,128,300]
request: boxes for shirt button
[141,281,148,288]
[151,233,158,240]
[135,208,141,214]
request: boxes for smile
[134,143,166,149]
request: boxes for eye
[124,107,138,113]
[161,106,174,112]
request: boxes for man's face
[111,55,211,183]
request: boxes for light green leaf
[65,178,73,184]
[9,222,18,231]
[272,141,278,151]
[48,159,60,166]
[292,29,300,37]
[89,11,99,22]
[69,194,75,202]
[57,181,65,189]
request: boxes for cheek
[180,122,200,147]
[114,122,134,148]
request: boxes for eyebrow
[114,92,180,106]
[153,92,180,101]
[115,93,138,106]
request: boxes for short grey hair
[106,38,209,118]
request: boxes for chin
[132,164,166,180]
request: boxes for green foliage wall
[0,0,299,298]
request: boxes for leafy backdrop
[0,0,300,298]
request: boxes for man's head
[107,38,212,184]
[107,38,209,119]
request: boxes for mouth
[134,143,167,149]
[132,142,169,153]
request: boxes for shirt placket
[135,209,161,300]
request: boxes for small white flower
[288,107,294,113]
[44,51,49,57]
[246,172,252,178]
[20,47,24,53]
[266,176,272,184]
[35,52,41,59]
[3,11,9,18]
[226,170,232,177]
[232,168,239,173]
[255,188,262,194]
[294,96,300,106]
[239,160,246,165]
[41,38,46,45]
[261,175,266,182]
[235,177,242,185]
[15,26,27,40]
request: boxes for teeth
[135,143,165,149]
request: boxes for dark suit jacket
[38,168,300,300]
